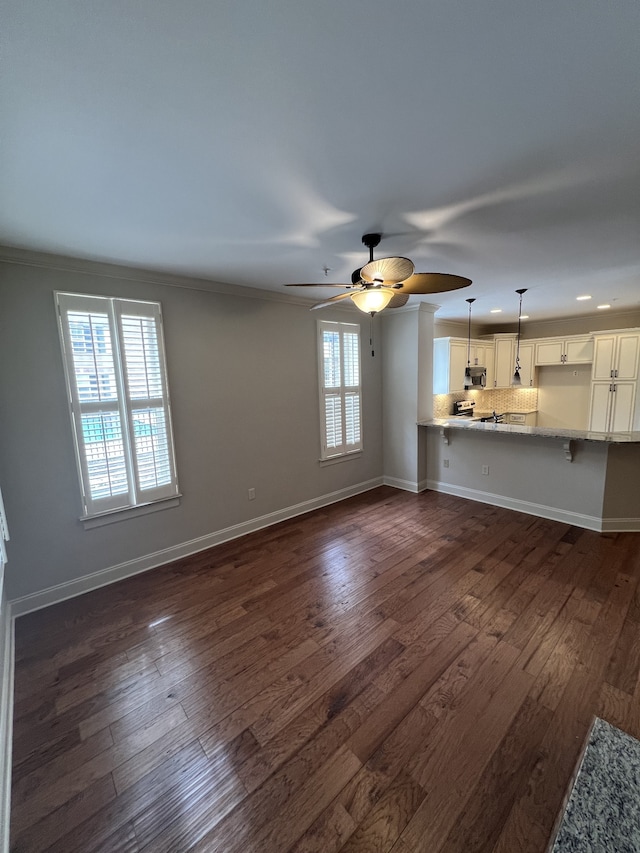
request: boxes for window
[318,320,362,460]
[56,292,179,518]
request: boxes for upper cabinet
[518,342,535,388]
[591,332,640,381]
[493,336,516,388]
[433,337,495,394]
[492,335,535,388]
[588,330,640,432]
[534,335,593,366]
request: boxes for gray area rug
[551,718,640,852]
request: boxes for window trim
[56,292,179,520]
[317,319,363,461]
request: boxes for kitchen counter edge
[417,419,640,444]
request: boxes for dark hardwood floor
[10,487,640,852]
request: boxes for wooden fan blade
[310,292,355,310]
[387,293,410,309]
[360,256,414,285]
[396,273,472,294]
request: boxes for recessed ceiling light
[576,295,592,301]
[490,308,502,313]
[597,304,611,310]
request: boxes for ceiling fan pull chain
[370,314,375,357]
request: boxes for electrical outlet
[248,487,256,500]
[443,459,449,468]
[482,464,489,476]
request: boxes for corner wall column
[381,302,437,492]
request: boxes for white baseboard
[382,476,421,493]
[0,599,14,853]
[425,479,612,532]
[10,477,384,617]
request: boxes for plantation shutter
[57,293,178,517]
[318,320,362,459]
[115,301,177,503]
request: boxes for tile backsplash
[433,387,539,418]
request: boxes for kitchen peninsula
[418,418,640,533]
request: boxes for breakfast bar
[418,418,640,532]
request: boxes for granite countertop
[418,418,640,444]
[550,718,640,851]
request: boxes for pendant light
[463,297,476,389]
[512,288,528,386]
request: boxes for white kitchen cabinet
[492,335,535,388]
[493,336,515,388]
[588,330,640,432]
[474,341,495,388]
[517,342,535,387]
[589,380,636,432]
[433,338,465,394]
[591,332,640,381]
[534,335,593,365]
[433,338,494,394]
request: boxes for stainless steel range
[453,400,477,417]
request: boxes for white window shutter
[115,302,177,503]
[318,320,362,459]
[57,293,178,517]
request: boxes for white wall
[0,255,384,602]
[381,304,436,491]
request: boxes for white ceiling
[2,1,640,323]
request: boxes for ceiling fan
[285,233,472,315]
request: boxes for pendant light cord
[515,288,527,366]
[464,298,475,389]
[515,293,522,365]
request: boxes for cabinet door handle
[614,369,618,378]
[613,383,617,392]
[610,369,614,378]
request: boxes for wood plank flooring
[10,487,640,852]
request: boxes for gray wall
[424,427,609,522]
[0,257,384,600]
[603,445,640,521]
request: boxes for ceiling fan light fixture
[351,288,394,315]
[287,233,472,309]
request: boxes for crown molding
[478,308,640,338]
[0,244,317,309]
